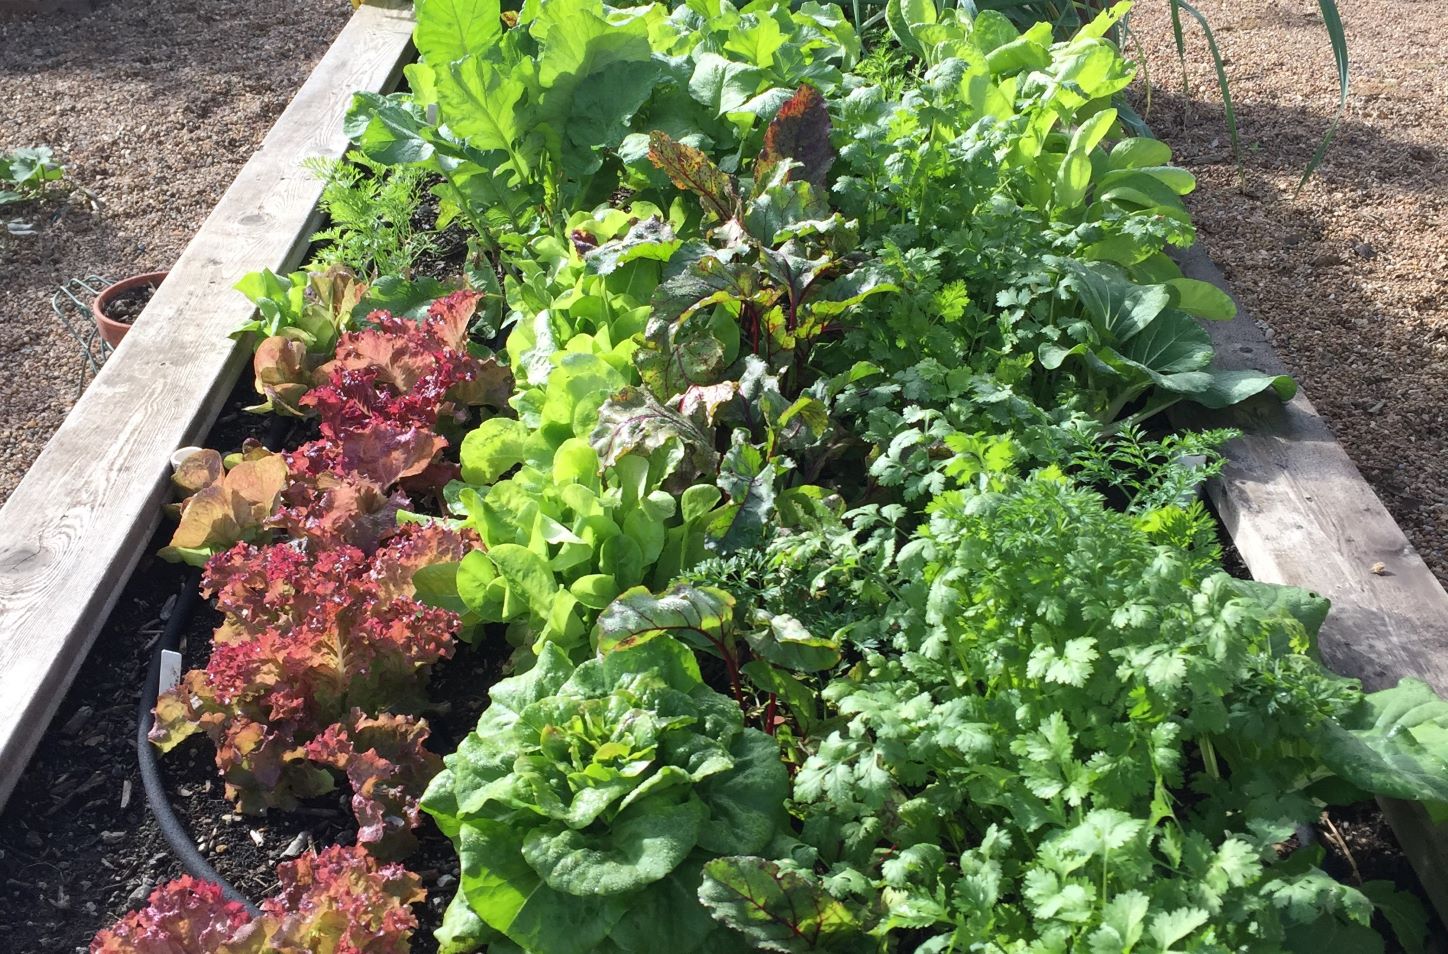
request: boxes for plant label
[158,649,183,696]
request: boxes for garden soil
[0,0,349,504]
[1130,0,1448,583]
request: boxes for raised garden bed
[4,1,1448,952]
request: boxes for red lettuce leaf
[255,845,424,954]
[305,710,443,859]
[151,525,472,811]
[91,847,422,954]
[91,877,251,954]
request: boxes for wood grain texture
[0,0,415,810]
[1172,243,1448,920]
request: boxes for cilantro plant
[699,473,1448,951]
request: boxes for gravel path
[0,0,349,504]
[1131,0,1448,583]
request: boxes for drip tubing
[136,573,258,913]
[135,417,292,914]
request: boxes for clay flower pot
[93,271,167,349]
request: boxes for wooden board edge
[0,3,415,811]
[1171,243,1448,923]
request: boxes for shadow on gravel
[1139,88,1448,198]
[0,0,328,78]
[1137,88,1448,580]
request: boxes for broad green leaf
[541,352,626,439]
[531,0,662,178]
[412,562,471,620]
[1190,369,1297,409]
[705,435,776,554]
[690,53,765,117]
[744,614,840,672]
[599,532,646,589]
[681,483,723,523]
[438,56,529,158]
[488,543,559,619]
[1167,277,1236,320]
[437,887,500,953]
[460,417,532,485]
[1054,258,1172,342]
[1115,307,1213,378]
[522,798,708,895]
[346,92,437,165]
[458,820,628,954]
[1316,678,1448,804]
[591,385,719,479]
[553,437,600,487]
[584,217,682,276]
[594,584,735,656]
[1284,912,1384,954]
[1149,907,1210,949]
[414,0,501,66]
[607,864,728,954]
[886,0,938,60]
[1223,578,1329,656]
[1109,137,1173,170]
[1054,108,1116,210]
[1360,881,1428,954]
[570,573,621,610]
[695,729,788,855]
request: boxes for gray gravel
[0,0,349,504]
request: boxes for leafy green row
[192,0,1441,951]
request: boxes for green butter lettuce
[422,637,787,953]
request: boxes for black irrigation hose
[135,573,259,913]
[135,416,293,915]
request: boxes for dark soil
[0,374,504,953]
[408,184,471,285]
[1316,803,1448,953]
[99,282,157,325]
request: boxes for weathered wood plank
[1173,243,1448,919]
[0,0,415,810]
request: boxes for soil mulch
[1131,0,1448,584]
[0,0,350,506]
[100,280,157,325]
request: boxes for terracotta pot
[93,271,167,349]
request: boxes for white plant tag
[158,649,184,696]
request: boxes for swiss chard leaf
[697,857,865,952]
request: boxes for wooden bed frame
[1,0,1444,923]
[0,0,414,808]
